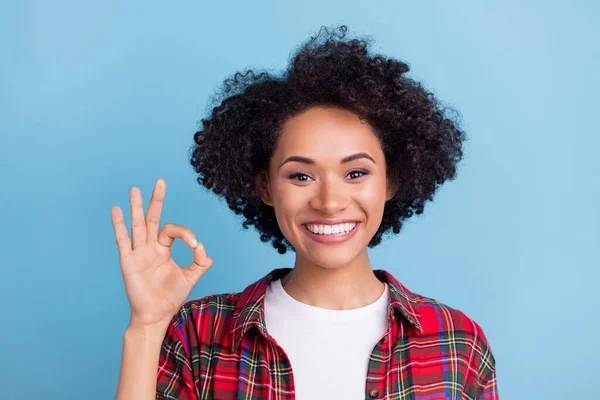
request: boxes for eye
[288,172,313,182]
[347,169,369,179]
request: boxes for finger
[111,206,132,259]
[130,186,147,250]
[146,178,166,245]
[157,223,198,249]
[183,241,213,287]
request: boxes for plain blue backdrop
[1,1,598,399]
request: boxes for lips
[303,219,359,225]
[301,222,361,244]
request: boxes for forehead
[274,106,383,158]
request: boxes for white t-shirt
[263,278,390,400]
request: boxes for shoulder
[413,292,489,339]
[170,292,240,327]
[162,291,242,355]
[411,292,497,381]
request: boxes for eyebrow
[278,152,376,169]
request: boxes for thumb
[184,241,213,287]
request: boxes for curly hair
[189,25,466,254]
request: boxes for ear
[385,178,398,202]
[255,171,274,206]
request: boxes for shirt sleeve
[476,367,498,400]
[475,329,498,400]
[156,316,198,400]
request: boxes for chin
[303,248,363,270]
[287,225,371,268]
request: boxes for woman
[114,25,498,399]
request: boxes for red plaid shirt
[156,268,498,399]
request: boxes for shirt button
[369,388,380,398]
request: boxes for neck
[281,249,385,310]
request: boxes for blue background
[2,1,598,399]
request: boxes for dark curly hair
[189,25,466,254]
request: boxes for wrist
[125,321,169,339]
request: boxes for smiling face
[256,105,395,270]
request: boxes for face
[256,105,395,270]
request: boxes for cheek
[358,191,385,213]
[271,185,306,226]
[357,179,388,215]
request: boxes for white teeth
[305,222,357,235]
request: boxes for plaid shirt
[156,268,498,399]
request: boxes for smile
[301,222,360,244]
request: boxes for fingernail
[192,238,198,247]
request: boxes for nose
[309,176,349,215]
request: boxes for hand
[111,178,213,331]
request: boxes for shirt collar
[231,267,423,351]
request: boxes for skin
[113,104,396,398]
[256,105,396,310]
[113,181,212,399]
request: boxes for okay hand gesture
[111,178,213,331]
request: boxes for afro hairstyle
[189,25,466,254]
